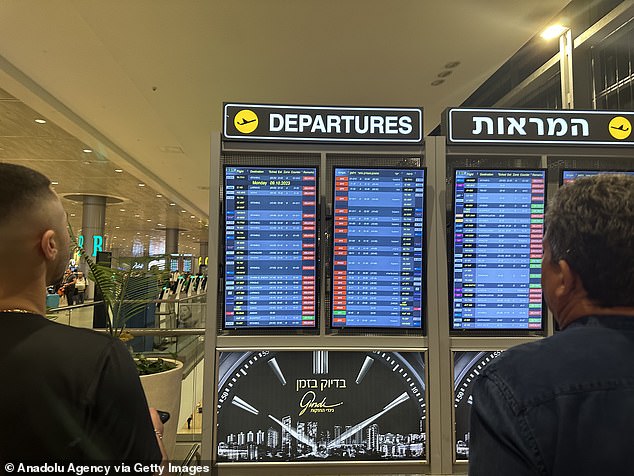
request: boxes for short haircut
[544,174,634,307]
[0,163,56,226]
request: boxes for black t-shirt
[0,312,162,466]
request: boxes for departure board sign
[224,167,318,328]
[561,169,634,185]
[452,169,545,331]
[332,168,425,329]
[445,108,634,146]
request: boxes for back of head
[544,174,634,308]
[0,162,55,228]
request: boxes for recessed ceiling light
[147,219,152,222]
[82,148,93,153]
[114,169,123,173]
[169,203,176,206]
[136,232,141,235]
[138,183,145,187]
[190,215,195,219]
[134,214,140,218]
[51,181,59,185]
[70,213,76,217]
[156,194,162,198]
[82,160,91,165]
[34,118,47,124]
[157,223,163,227]
[181,210,186,213]
[119,208,125,212]
[113,236,117,239]
[115,226,120,229]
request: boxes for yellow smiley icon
[608,116,631,140]
[234,109,259,134]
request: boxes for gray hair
[544,174,634,307]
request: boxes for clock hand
[268,414,317,453]
[326,391,410,449]
[230,396,317,453]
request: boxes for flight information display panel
[452,169,545,331]
[224,166,318,328]
[332,167,425,329]
[561,169,634,185]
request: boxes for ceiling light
[431,79,445,86]
[190,215,195,219]
[119,208,125,212]
[147,219,152,222]
[113,236,117,239]
[541,24,568,40]
[157,223,163,227]
[169,203,176,206]
[114,169,123,173]
[181,210,186,213]
[82,148,92,153]
[70,213,76,217]
[444,61,460,69]
[82,161,91,165]
[115,226,120,229]
[34,118,47,124]
[134,214,140,218]
[156,194,162,198]
[136,232,141,235]
[51,181,59,185]
[138,183,145,187]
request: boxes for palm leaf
[68,225,169,336]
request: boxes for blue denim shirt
[469,315,634,476]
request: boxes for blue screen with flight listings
[224,166,318,328]
[331,167,425,329]
[452,169,545,331]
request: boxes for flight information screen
[452,169,545,331]
[224,166,317,328]
[561,169,634,185]
[332,167,425,329]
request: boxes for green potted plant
[70,229,184,456]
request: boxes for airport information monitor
[224,166,318,328]
[332,167,425,329]
[452,169,545,331]
[561,169,634,185]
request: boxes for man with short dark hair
[0,163,166,469]
[469,174,634,476]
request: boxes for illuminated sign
[78,234,104,257]
[445,108,634,146]
[223,103,423,144]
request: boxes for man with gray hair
[469,174,634,475]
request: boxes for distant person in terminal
[469,174,634,475]
[0,163,166,471]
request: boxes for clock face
[217,350,426,462]
[453,350,503,460]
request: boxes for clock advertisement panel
[453,350,503,460]
[217,350,426,462]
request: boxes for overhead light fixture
[34,118,47,124]
[138,183,146,187]
[147,219,152,222]
[156,194,162,198]
[119,208,125,212]
[541,24,568,40]
[115,226,120,229]
[51,181,59,185]
[190,215,195,219]
[82,148,93,153]
[169,203,176,206]
[114,169,123,173]
[70,213,76,217]
[181,210,186,213]
[134,214,140,218]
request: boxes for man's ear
[40,229,58,261]
[558,259,580,299]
